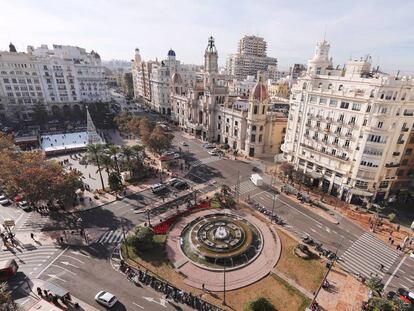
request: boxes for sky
[1,0,413,73]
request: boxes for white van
[250,174,263,186]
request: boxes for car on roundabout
[0,196,10,206]
[18,201,32,211]
[94,291,118,308]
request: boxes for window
[335,126,342,133]
[340,101,349,109]
[225,126,229,133]
[338,85,343,91]
[328,84,332,89]
[316,67,321,74]
[259,125,263,131]
[310,96,317,103]
[377,121,383,128]
[352,103,361,111]
[363,119,367,126]
[253,106,258,114]
[402,159,408,166]
[319,97,327,105]
[345,140,350,147]
[318,83,323,88]
[355,180,368,189]
[235,121,238,126]
[262,106,265,114]
[226,118,229,123]
[252,125,256,131]
[316,121,321,128]
[251,134,256,143]
[329,99,337,107]
[258,134,262,142]
[405,148,412,155]
[379,181,389,189]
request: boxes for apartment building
[281,40,414,204]
[131,48,198,115]
[0,43,109,121]
[227,35,278,81]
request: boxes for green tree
[366,275,384,297]
[0,282,17,311]
[105,145,121,175]
[108,171,123,191]
[146,125,174,155]
[121,146,133,175]
[86,144,105,190]
[128,226,154,251]
[366,296,409,311]
[244,297,275,311]
[139,117,152,144]
[32,102,48,125]
[221,184,231,196]
[387,213,396,222]
[279,162,294,180]
[99,154,112,175]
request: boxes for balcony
[397,140,405,145]
[385,163,400,168]
[300,143,350,162]
[392,152,400,156]
[401,127,409,132]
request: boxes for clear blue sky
[1,0,413,73]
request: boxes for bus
[0,259,19,281]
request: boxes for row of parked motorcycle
[251,202,286,225]
[302,234,337,261]
[120,262,223,311]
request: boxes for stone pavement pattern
[316,266,368,311]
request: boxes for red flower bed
[153,200,210,234]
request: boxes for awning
[350,188,374,197]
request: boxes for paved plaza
[166,208,281,291]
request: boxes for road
[2,96,413,309]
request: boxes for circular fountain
[180,213,263,270]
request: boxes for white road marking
[133,302,144,309]
[52,264,77,275]
[277,197,323,226]
[36,247,68,278]
[310,228,316,233]
[60,261,79,269]
[326,227,331,233]
[142,297,167,308]
[384,254,406,289]
[61,255,85,264]
[46,274,66,282]
[69,251,90,258]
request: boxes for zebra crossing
[0,245,60,290]
[189,156,221,168]
[338,232,401,278]
[17,213,52,232]
[95,229,124,244]
[231,180,260,197]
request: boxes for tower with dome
[170,37,287,157]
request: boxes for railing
[397,140,405,144]
[401,127,409,132]
[392,152,400,156]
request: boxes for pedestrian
[202,283,205,291]
[396,224,400,231]
[30,233,35,240]
[388,236,392,243]
[391,239,394,245]
[379,264,384,271]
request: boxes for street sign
[3,219,15,228]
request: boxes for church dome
[168,49,176,57]
[172,72,182,84]
[251,82,268,101]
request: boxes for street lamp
[271,194,276,223]
[223,261,227,306]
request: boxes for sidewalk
[316,266,368,311]
[23,279,100,311]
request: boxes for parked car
[203,143,215,149]
[208,148,224,156]
[18,201,32,211]
[95,291,118,308]
[174,181,188,190]
[397,288,414,304]
[0,197,10,206]
[167,178,180,186]
[150,183,166,193]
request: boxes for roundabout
[166,208,281,291]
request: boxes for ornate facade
[171,37,287,157]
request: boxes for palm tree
[121,146,133,175]
[105,145,121,175]
[131,144,144,160]
[86,144,105,190]
[99,154,112,175]
[366,275,384,296]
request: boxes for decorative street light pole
[223,263,226,306]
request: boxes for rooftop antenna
[323,25,327,42]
